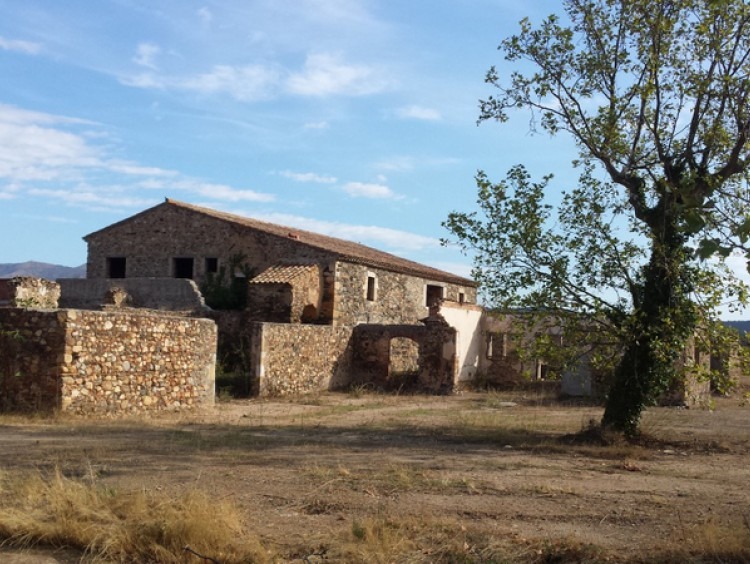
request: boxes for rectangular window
[205,257,219,274]
[173,257,194,279]
[486,332,507,360]
[366,275,376,302]
[425,284,444,307]
[106,257,126,279]
[459,292,465,304]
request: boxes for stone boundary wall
[58,278,207,312]
[0,308,216,414]
[0,278,60,309]
[250,322,354,397]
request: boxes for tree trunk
[601,198,696,436]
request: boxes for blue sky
[0,0,580,276]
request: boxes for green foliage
[448,0,750,435]
[200,253,255,311]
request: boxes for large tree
[445,0,750,435]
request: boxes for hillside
[0,261,86,279]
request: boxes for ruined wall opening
[388,336,420,388]
[301,304,318,323]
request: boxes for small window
[366,275,376,302]
[173,257,194,279]
[205,257,218,274]
[459,292,465,304]
[106,257,126,279]
[425,284,444,307]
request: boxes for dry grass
[326,515,606,563]
[0,469,270,563]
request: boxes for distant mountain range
[723,320,750,334]
[0,261,86,279]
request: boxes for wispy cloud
[304,121,329,130]
[244,211,440,252]
[197,7,213,24]
[0,103,274,209]
[343,181,401,199]
[0,35,42,55]
[133,42,161,70]
[396,105,442,121]
[121,51,391,102]
[280,170,337,184]
[287,53,391,96]
[122,64,282,102]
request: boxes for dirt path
[1,392,748,562]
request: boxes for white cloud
[375,156,415,172]
[133,42,161,70]
[343,181,401,199]
[396,105,442,121]
[0,103,275,209]
[245,212,440,252]
[197,7,213,24]
[280,170,337,184]
[304,121,329,130]
[106,161,178,177]
[180,181,275,203]
[0,36,42,55]
[27,188,157,211]
[286,53,391,96]
[122,64,282,102]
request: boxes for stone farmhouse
[0,199,713,415]
[83,199,478,326]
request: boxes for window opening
[205,257,218,274]
[366,275,376,301]
[173,257,194,279]
[425,284,443,307]
[106,257,126,279]
[486,332,507,360]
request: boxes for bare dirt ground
[1,388,749,563]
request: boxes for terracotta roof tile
[250,264,318,285]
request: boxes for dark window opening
[205,257,219,274]
[366,276,376,301]
[459,292,465,304]
[107,257,126,279]
[425,284,443,307]
[173,257,194,279]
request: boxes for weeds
[0,469,270,563]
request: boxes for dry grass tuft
[328,515,605,563]
[0,469,269,563]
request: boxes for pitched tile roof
[85,198,477,287]
[250,264,319,285]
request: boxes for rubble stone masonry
[333,261,477,326]
[251,322,353,396]
[0,308,216,414]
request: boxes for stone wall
[350,314,457,393]
[0,309,64,411]
[0,308,216,414]
[0,277,60,309]
[333,261,477,326]
[58,278,207,312]
[250,322,354,396]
